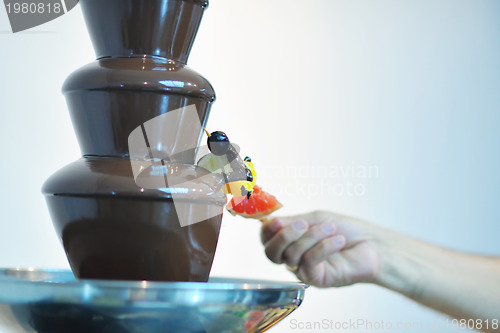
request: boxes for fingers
[263,219,309,264]
[261,212,349,276]
[301,235,346,270]
[260,212,320,244]
[298,235,346,284]
[260,218,283,244]
[296,235,346,287]
[282,222,337,268]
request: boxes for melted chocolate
[43,0,223,282]
[53,199,222,282]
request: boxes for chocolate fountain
[42,0,226,282]
[0,1,307,332]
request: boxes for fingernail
[321,223,335,234]
[333,235,345,247]
[268,219,281,233]
[292,220,307,231]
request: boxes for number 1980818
[446,318,498,330]
[6,2,62,14]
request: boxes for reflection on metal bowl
[0,268,307,333]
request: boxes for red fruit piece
[227,185,283,219]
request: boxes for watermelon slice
[227,185,283,219]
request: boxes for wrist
[370,226,426,300]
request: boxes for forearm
[372,227,500,331]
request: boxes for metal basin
[0,268,307,333]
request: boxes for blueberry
[208,131,231,156]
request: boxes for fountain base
[0,268,306,333]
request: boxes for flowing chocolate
[43,0,225,282]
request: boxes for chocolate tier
[43,0,224,282]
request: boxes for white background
[1,1,499,332]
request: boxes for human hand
[263,211,500,327]
[261,211,381,288]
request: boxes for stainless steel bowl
[0,268,307,333]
